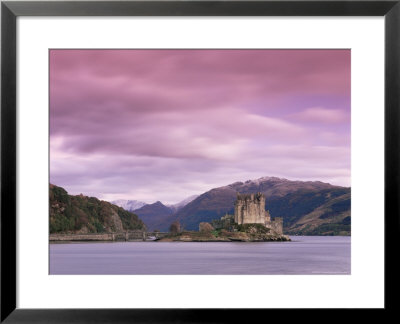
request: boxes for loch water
[50,236,350,275]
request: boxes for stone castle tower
[234,192,266,225]
[233,192,283,234]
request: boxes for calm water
[49,236,350,275]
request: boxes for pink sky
[50,49,350,204]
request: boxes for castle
[234,193,283,234]
[234,192,266,224]
[211,193,283,234]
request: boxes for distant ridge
[133,201,174,231]
[111,195,199,231]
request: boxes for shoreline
[49,231,291,243]
[48,234,352,244]
[49,232,350,244]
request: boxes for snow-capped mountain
[111,199,147,212]
[167,195,199,213]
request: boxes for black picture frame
[1,0,399,322]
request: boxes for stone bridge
[126,231,170,241]
[49,231,170,242]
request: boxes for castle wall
[265,210,271,222]
[270,217,283,235]
[234,202,242,224]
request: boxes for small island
[158,193,290,242]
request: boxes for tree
[169,221,181,233]
[199,222,214,233]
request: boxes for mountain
[133,201,174,231]
[157,177,351,235]
[167,195,199,213]
[49,184,145,234]
[111,199,147,211]
[110,195,199,231]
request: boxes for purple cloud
[50,49,351,204]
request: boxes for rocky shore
[158,228,291,242]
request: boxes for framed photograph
[1,0,399,322]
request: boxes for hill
[49,184,145,234]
